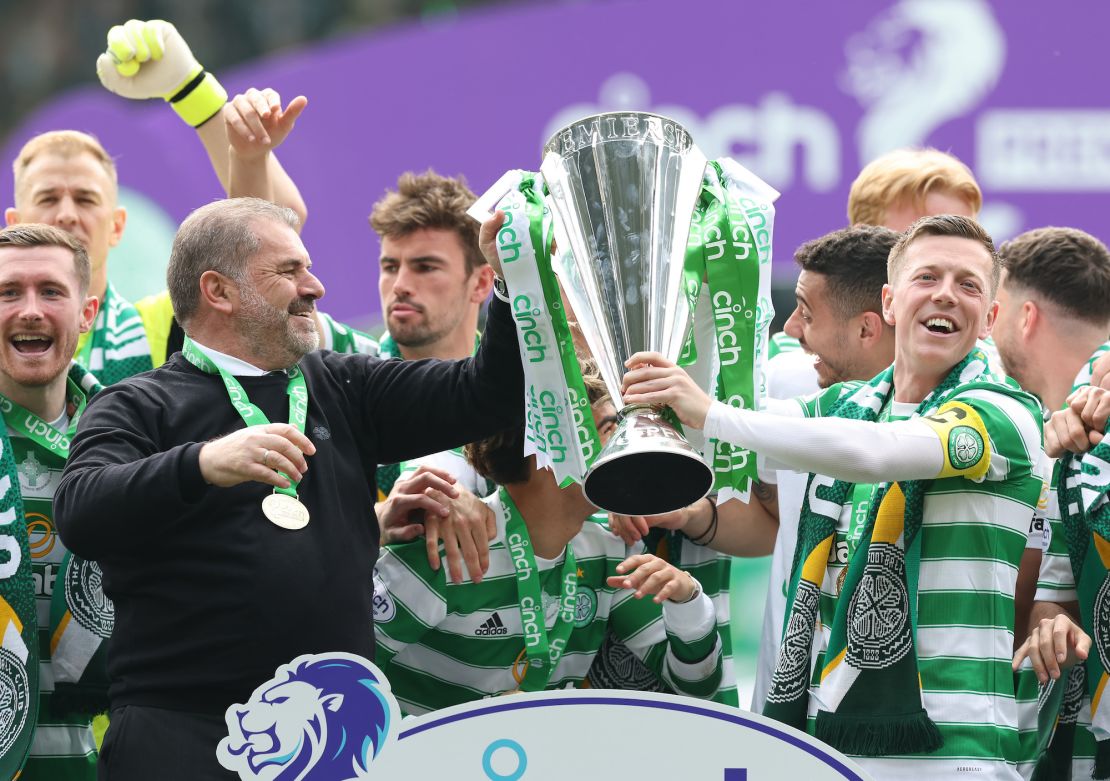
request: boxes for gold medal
[835,566,848,595]
[262,493,310,530]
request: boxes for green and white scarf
[74,281,154,385]
[764,349,995,756]
[681,159,776,503]
[8,363,112,718]
[1059,435,1110,778]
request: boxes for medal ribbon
[0,378,87,459]
[181,336,308,498]
[500,487,579,691]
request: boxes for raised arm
[96,19,308,226]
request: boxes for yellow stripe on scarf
[802,534,835,585]
[0,595,23,636]
[873,483,907,545]
[1095,533,1110,569]
[1091,535,1110,719]
[49,610,72,655]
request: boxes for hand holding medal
[188,337,316,529]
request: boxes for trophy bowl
[541,112,714,516]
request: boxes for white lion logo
[217,653,397,781]
[842,0,1005,163]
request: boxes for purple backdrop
[5,0,1110,325]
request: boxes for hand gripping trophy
[472,112,778,515]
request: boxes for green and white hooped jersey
[373,492,723,716]
[767,331,801,359]
[796,376,1045,779]
[15,420,96,779]
[317,311,380,356]
[586,531,737,707]
[1031,343,1110,777]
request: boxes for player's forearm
[704,401,944,483]
[660,595,722,697]
[198,120,308,228]
[706,492,778,557]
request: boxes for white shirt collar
[187,339,281,377]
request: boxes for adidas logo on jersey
[475,612,508,636]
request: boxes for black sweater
[55,296,523,714]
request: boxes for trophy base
[584,450,713,517]
[582,406,713,516]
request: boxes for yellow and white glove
[96,19,228,128]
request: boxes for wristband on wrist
[167,69,228,127]
[686,495,718,547]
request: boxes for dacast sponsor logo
[508,532,533,581]
[26,513,55,560]
[513,295,548,364]
[475,612,508,636]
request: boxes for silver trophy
[541,112,713,516]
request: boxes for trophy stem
[583,405,713,516]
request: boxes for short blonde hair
[848,148,981,227]
[888,214,1002,296]
[12,130,118,200]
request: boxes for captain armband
[919,400,991,481]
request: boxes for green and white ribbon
[181,336,309,501]
[683,159,777,503]
[488,171,601,487]
[499,487,578,691]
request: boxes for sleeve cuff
[662,590,717,639]
[1034,587,1077,603]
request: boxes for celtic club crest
[1095,574,1110,672]
[845,542,911,670]
[766,579,820,704]
[948,425,984,470]
[64,558,114,638]
[0,647,30,757]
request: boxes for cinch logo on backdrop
[8,0,1106,332]
[217,652,873,780]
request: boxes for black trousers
[98,705,237,781]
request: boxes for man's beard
[238,284,318,366]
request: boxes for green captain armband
[166,69,227,128]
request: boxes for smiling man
[52,197,523,780]
[622,215,1045,779]
[0,224,104,781]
